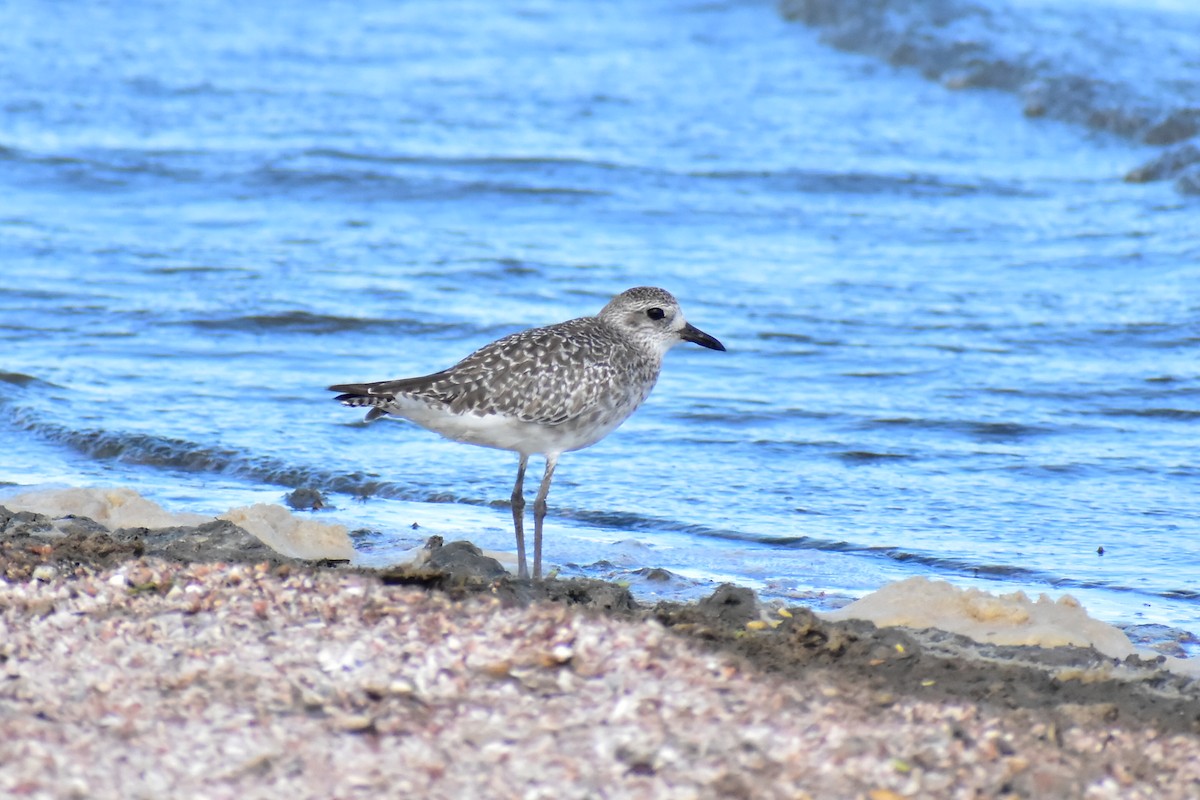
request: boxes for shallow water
[2,0,1197,648]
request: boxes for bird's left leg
[532,454,559,581]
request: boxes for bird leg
[511,454,529,579]
[532,454,559,581]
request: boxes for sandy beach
[2,503,1199,799]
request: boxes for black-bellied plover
[329,286,725,580]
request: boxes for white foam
[822,576,1200,677]
[824,577,1136,658]
[4,487,355,562]
[219,504,355,561]
[4,487,209,530]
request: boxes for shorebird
[329,286,725,579]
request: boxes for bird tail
[329,382,393,422]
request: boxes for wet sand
[3,506,1199,798]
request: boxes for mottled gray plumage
[330,286,725,579]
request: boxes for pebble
[0,558,1198,799]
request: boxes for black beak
[680,322,726,351]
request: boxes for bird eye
[646,307,665,320]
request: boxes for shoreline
[3,504,1200,796]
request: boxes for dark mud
[4,504,1199,736]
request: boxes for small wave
[676,407,821,425]
[699,529,1198,606]
[837,450,913,463]
[0,371,59,390]
[0,144,215,192]
[461,182,608,198]
[184,311,457,336]
[867,416,1052,441]
[689,167,1026,198]
[840,369,929,379]
[7,415,459,505]
[301,148,634,174]
[779,0,1200,191]
[2,142,644,199]
[988,385,1191,401]
[124,77,245,99]
[1100,407,1200,421]
[757,331,822,343]
[0,146,86,168]
[145,265,254,276]
[249,163,611,201]
[664,526,1071,581]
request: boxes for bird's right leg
[511,454,529,579]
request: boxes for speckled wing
[350,317,656,426]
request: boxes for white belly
[391,401,634,457]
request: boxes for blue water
[2,0,1198,647]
